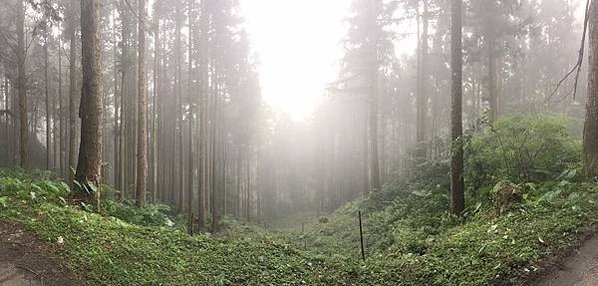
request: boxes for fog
[0,0,590,223]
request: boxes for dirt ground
[0,220,84,286]
[534,236,598,286]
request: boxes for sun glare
[240,0,351,121]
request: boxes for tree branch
[544,0,591,104]
[0,110,14,117]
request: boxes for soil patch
[0,220,84,286]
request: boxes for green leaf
[86,181,98,194]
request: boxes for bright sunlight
[240,0,351,121]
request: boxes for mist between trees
[0,0,597,232]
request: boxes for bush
[466,114,580,190]
[0,170,70,203]
[100,198,176,227]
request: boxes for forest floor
[2,170,598,285]
[0,220,83,286]
[3,114,596,285]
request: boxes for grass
[0,170,356,285]
[1,166,598,285]
[266,176,598,285]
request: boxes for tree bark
[45,29,51,171]
[187,0,195,228]
[368,1,381,192]
[59,31,65,177]
[152,0,160,204]
[76,0,103,209]
[210,62,219,231]
[68,0,79,186]
[118,0,129,198]
[197,0,208,230]
[17,0,29,169]
[486,1,499,123]
[136,0,148,208]
[584,0,598,178]
[174,0,184,210]
[112,1,120,190]
[450,0,465,215]
[245,148,251,222]
[416,0,429,158]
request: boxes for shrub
[466,114,580,189]
[0,170,70,202]
[100,198,176,227]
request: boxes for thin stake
[358,210,365,261]
[302,222,307,250]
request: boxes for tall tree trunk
[59,33,65,176]
[450,0,464,215]
[174,0,183,210]
[368,1,381,192]
[131,0,139,199]
[584,0,598,178]
[486,1,499,123]
[416,0,429,158]
[136,0,148,208]
[112,1,120,190]
[246,149,251,222]
[68,0,79,186]
[10,77,17,164]
[45,29,51,170]
[187,0,195,229]
[76,0,103,210]
[152,0,160,203]
[33,100,38,141]
[488,42,498,122]
[17,0,29,169]
[255,149,261,220]
[222,124,227,217]
[52,67,58,172]
[197,0,208,229]
[210,65,219,232]
[118,0,129,198]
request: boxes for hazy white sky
[239,0,351,121]
[240,0,586,121]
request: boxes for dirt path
[535,236,598,286]
[0,220,84,286]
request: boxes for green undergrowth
[2,176,597,285]
[273,180,598,284]
[266,114,598,285]
[0,170,358,285]
[1,114,597,285]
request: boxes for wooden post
[358,210,365,261]
[302,222,306,250]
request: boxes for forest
[0,0,598,285]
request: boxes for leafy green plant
[100,198,177,227]
[0,172,70,202]
[466,114,581,190]
[0,113,592,286]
